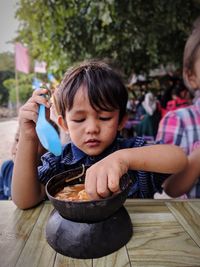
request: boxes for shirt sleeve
[124,137,169,198]
[156,111,183,145]
[38,153,64,184]
[127,169,169,198]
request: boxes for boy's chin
[82,147,104,157]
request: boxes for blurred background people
[165,80,192,112]
[135,92,161,139]
[159,78,192,117]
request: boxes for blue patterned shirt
[38,136,168,198]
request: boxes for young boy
[12,60,187,209]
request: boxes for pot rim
[45,165,131,204]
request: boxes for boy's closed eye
[72,117,112,122]
[99,116,112,121]
[72,118,85,123]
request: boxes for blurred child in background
[157,17,200,198]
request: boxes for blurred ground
[0,118,18,164]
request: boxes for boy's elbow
[11,193,44,210]
[12,197,34,210]
[11,183,46,210]
[11,189,29,209]
[12,198,27,209]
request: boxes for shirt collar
[71,143,86,161]
[70,138,119,162]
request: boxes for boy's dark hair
[57,60,128,123]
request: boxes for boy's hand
[19,88,51,140]
[85,151,128,200]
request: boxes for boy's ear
[184,69,198,90]
[118,114,128,131]
[57,115,68,132]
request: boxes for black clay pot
[45,165,131,222]
[46,206,133,259]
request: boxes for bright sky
[0,0,19,53]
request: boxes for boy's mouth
[85,139,100,147]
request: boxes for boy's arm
[163,148,200,197]
[11,88,50,209]
[121,144,187,174]
[85,144,188,199]
[11,133,46,209]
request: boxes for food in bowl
[46,166,131,222]
[54,184,91,201]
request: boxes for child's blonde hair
[183,17,200,90]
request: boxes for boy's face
[60,86,125,156]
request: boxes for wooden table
[0,199,200,267]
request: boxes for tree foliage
[0,52,15,106]
[0,70,14,106]
[15,0,200,77]
[0,52,15,72]
[0,52,33,106]
[3,74,34,104]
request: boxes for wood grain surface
[0,200,199,267]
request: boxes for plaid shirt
[38,136,167,198]
[156,97,200,197]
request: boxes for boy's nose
[86,119,100,134]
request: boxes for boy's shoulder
[40,142,85,166]
[161,102,196,122]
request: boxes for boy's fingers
[108,172,120,193]
[28,95,50,108]
[30,89,51,107]
[20,110,38,123]
[96,174,110,198]
[32,88,48,96]
[85,172,101,200]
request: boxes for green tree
[0,53,15,105]
[4,74,34,105]
[0,52,34,106]
[0,52,14,72]
[0,71,14,106]
[15,0,200,77]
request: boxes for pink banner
[15,43,30,74]
[34,60,47,73]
